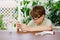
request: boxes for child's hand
[16,21,22,29]
[21,24,28,32]
[16,21,28,32]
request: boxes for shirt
[27,18,52,27]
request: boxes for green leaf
[26,8,30,16]
[32,1,37,6]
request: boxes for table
[0,30,60,40]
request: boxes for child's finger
[16,22,22,28]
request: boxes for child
[17,5,52,32]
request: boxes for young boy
[17,5,52,32]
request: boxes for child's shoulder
[44,18,51,23]
[43,18,52,26]
[27,20,35,26]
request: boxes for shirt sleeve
[44,18,52,26]
[27,20,36,27]
[39,18,52,26]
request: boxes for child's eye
[38,16,40,18]
[37,15,40,18]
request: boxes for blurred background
[0,0,60,31]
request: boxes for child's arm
[28,26,52,31]
[16,22,52,32]
[20,24,52,32]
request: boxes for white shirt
[27,18,52,27]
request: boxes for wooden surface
[0,30,60,40]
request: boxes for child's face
[33,15,44,25]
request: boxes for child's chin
[35,23,40,25]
